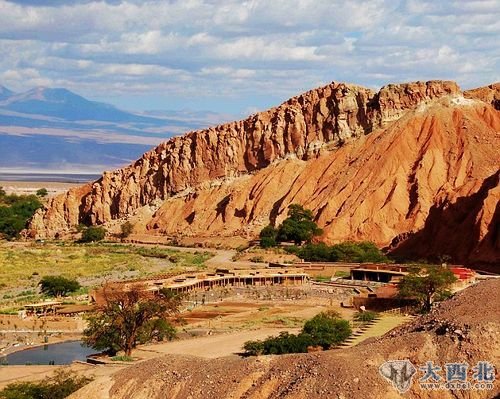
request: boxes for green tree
[302,312,352,349]
[80,226,106,242]
[259,225,277,248]
[277,204,323,244]
[83,285,181,356]
[39,276,81,297]
[120,221,134,240]
[0,194,42,239]
[398,266,457,312]
[36,188,48,197]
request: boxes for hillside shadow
[389,171,499,271]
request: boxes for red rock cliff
[29,80,499,267]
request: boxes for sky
[0,0,499,115]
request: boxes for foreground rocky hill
[29,80,500,267]
[70,279,500,399]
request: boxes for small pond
[1,341,96,365]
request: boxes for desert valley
[0,1,499,398]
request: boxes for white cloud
[0,0,498,113]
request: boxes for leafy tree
[398,266,457,312]
[302,312,352,348]
[0,370,92,399]
[83,285,181,356]
[39,276,81,297]
[120,221,134,240]
[0,194,42,239]
[259,204,322,247]
[36,188,48,197]
[80,226,106,242]
[259,225,277,248]
[276,204,323,244]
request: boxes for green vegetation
[0,188,42,239]
[398,266,457,312]
[353,310,379,323]
[120,221,134,239]
[35,188,48,197]
[286,241,388,263]
[260,204,322,247]
[39,275,81,297]
[243,311,351,355]
[110,355,134,362]
[80,226,106,242]
[84,286,181,356]
[259,225,278,248]
[0,243,212,304]
[0,370,92,399]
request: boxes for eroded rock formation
[29,80,500,266]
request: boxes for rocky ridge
[29,80,500,266]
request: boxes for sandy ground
[135,328,301,359]
[0,181,79,196]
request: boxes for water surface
[2,341,95,365]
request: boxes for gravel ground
[70,279,500,399]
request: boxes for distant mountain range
[0,85,232,173]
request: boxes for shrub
[302,312,352,348]
[286,241,388,263]
[243,311,351,356]
[36,188,48,197]
[243,339,264,356]
[80,226,106,242]
[259,225,277,248]
[39,276,81,297]
[0,194,42,239]
[353,310,379,323]
[120,221,134,239]
[0,370,92,399]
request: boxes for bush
[259,225,277,248]
[243,311,351,356]
[39,276,81,297]
[36,188,48,197]
[286,241,388,263]
[0,193,42,239]
[120,221,134,239]
[353,310,379,323]
[80,226,106,242]
[243,339,265,356]
[0,370,92,399]
[302,312,352,348]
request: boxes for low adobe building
[90,267,308,306]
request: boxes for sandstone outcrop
[29,80,500,267]
[465,82,500,110]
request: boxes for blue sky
[0,0,498,115]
